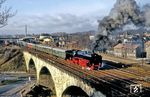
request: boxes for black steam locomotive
[65,50,102,70]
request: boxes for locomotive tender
[19,41,102,70]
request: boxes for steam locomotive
[19,41,102,70]
[65,50,102,70]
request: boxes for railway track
[100,53,138,65]
[101,61,150,84]
[25,49,150,96]
[101,64,150,81]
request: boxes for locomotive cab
[65,50,76,60]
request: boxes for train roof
[52,47,66,52]
[77,50,92,57]
[19,37,35,41]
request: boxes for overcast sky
[0,0,149,35]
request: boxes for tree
[0,0,15,28]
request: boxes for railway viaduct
[23,51,106,97]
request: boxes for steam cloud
[94,0,150,51]
[143,4,150,28]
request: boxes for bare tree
[0,0,15,28]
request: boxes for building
[52,36,66,47]
[66,41,79,49]
[19,37,36,43]
[43,38,54,45]
[145,41,150,59]
[89,36,95,41]
[39,33,51,41]
[113,43,140,59]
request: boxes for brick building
[113,43,140,59]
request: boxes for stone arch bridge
[23,51,107,97]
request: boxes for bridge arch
[25,58,37,81]
[28,58,36,74]
[62,85,89,97]
[39,66,56,96]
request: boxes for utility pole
[25,25,27,37]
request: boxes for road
[0,72,35,97]
[0,81,25,94]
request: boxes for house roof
[145,41,150,46]
[114,43,139,49]
[114,43,123,49]
[144,33,150,37]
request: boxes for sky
[0,0,149,35]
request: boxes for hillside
[0,46,26,72]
